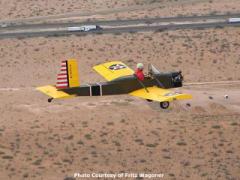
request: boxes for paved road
[0,14,239,39]
[2,13,240,29]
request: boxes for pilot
[135,63,145,81]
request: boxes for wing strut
[134,74,149,93]
[153,76,165,88]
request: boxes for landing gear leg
[48,98,53,103]
[160,101,169,109]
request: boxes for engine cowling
[172,71,183,87]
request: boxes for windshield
[148,64,160,76]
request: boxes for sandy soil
[0,4,240,179]
[0,84,239,180]
[0,0,154,20]
[0,0,240,22]
[70,0,240,23]
[0,27,239,88]
[0,0,142,19]
[110,0,240,21]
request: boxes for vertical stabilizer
[56,59,79,89]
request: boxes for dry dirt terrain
[0,28,240,87]
[1,0,240,22]
[82,0,240,23]
[0,26,239,180]
[0,0,142,20]
[0,0,240,180]
[0,85,239,180]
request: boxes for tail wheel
[48,98,53,103]
[160,101,169,109]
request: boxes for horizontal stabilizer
[36,85,74,99]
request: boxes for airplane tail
[36,59,79,100]
[56,59,80,89]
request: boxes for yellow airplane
[37,59,192,109]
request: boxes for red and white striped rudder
[56,60,69,89]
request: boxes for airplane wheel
[160,101,169,109]
[147,99,153,102]
[48,98,53,103]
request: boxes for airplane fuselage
[61,71,183,96]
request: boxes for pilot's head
[137,63,144,70]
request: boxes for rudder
[56,59,80,89]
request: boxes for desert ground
[0,28,240,87]
[0,26,239,180]
[0,0,240,180]
[1,0,240,23]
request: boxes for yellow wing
[93,61,134,81]
[129,86,192,102]
[36,85,74,99]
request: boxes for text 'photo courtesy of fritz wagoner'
[73,172,164,179]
